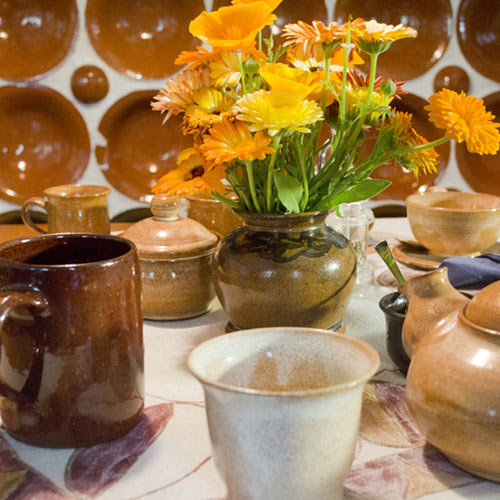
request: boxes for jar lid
[465,281,500,332]
[122,194,218,259]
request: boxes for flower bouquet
[150,0,500,331]
[151,0,500,214]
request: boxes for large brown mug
[22,184,111,234]
[0,233,144,447]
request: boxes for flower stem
[364,52,379,110]
[322,46,332,113]
[245,160,262,212]
[384,136,450,161]
[237,51,247,95]
[340,23,351,121]
[258,30,262,51]
[266,135,281,212]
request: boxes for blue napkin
[439,254,500,289]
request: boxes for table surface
[0,218,499,500]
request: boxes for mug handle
[0,291,48,402]
[21,197,47,234]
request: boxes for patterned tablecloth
[1,218,499,500]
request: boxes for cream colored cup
[22,184,111,234]
[188,327,379,500]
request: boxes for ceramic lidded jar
[406,280,500,482]
[122,195,218,320]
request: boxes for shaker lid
[122,194,218,259]
[465,281,500,332]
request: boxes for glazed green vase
[213,211,357,330]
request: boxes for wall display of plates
[0,0,498,216]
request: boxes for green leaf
[273,172,303,213]
[326,178,391,208]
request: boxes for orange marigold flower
[152,148,227,197]
[282,20,343,61]
[201,119,275,164]
[390,111,439,178]
[151,68,210,121]
[259,63,318,98]
[426,89,500,155]
[175,46,221,69]
[232,0,283,11]
[189,3,276,50]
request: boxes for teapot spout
[402,267,468,357]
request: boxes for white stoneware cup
[188,327,379,500]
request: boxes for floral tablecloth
[1,218,499,500]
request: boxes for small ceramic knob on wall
[71,65,109,103]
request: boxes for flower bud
[380,79,397,97]
[243,56,260,74]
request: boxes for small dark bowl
[379,292,411,375]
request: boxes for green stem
[258,30,262,51]
[296,142,309,211]
[364,52,379,110]
[322,47,332,113]
[237,51,247,95]
[245,160,262,212]
[266,135,281,212]
[383,136,451,162]
[340,23,351,121]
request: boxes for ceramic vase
[213,211,357,330]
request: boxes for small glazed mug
[188,327,379,500]
[22,184,111,234]
[0,233,144,447]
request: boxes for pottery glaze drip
[404,275,500,482]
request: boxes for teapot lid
[122,194,218,259]
[465,281,500,332]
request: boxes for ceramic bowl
[406,191,500,256]
[379,292,410,375]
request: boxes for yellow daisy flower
[152,148,227,197]
[352,20,417,54]
[201,119,275,164]
[183,88,236,134]
[151,68,210,121]
[426,89,500,155]
[234,89,323,136]
[390,111,438,178]
[189,2,276,50]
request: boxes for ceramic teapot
[402,268,500,482]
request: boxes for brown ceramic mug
[21,184,111,234]
[0,233,144,447]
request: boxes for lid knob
[465,281,500,332]
[150,194,183,221]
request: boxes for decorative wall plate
[457,0,500,83]
[0,0,78,82]
[0,85,90,205]
[96,90,192,202]
[85,0,204,80]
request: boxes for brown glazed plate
[86,0,204,80]
[96,90,192,202]
[334,0,452,81]
[393,240,500,270]
[456,92,500,196]
[371,93,450,201]
[457,0,500,83]
[0,0,78,81]
[0,85,90,205]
